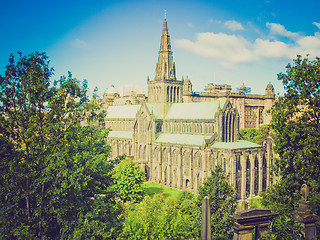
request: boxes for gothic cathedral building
[104,17,274,199]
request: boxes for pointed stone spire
[154,14,176,81]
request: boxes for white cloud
[253,39,293,58]
[224,20,244,31]
[313,22,320,29]
[296,35,320,56]
[175,32,256,66]
[174,25,320,68]
[70,38,90,48]
[266,22,299,39]
[187,22,193,27]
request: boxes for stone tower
[265,83,275,97]
[148,16,183,106]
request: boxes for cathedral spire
[154,15,176,81]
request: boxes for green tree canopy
[197,165,237,239]
[240,124,272,144]
[259,215,304,240]
[112,158,145,203]
[119,193,199,240]
[0,52,122,239]
[261,55,320,235]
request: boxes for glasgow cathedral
[102,17,275,199]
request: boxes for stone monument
[230,208,278,240]
[292,183,318,240]
[201,196,211,240]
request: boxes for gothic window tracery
[209,153,215,170]
[236,155,242,199]
[262,154,267,192]
[143,145,147,160]
[163,148,169,164]
[246,156,251,198]
[254,156,259,195]
[195,152,202,169]
[182,150,191,168]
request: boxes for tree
[119,193,199,240]
[240,124,272,144]
[112,158,145,203]
[259,215,304,240]
[197,165,237,239]
[261,55,320,235]
[0,52,122,239]
[240,128,258,143]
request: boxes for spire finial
[165,10,166,19]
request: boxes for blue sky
[1,0,320,96]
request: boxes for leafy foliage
[197,165,237,239]
[261,55,320,236]
[112,158,145,203]
[240,124,271,144]
[259,215,304,240]
[0,52,122,239]
[240,128,258,143]
[119,193,200,240]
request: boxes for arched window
[139,145,143,159]
[246,156,251,198]
[177,87,180,102]
[262,154,267,192]
[195,152,202,168]
[182,150,191,168]
[236,156,242,199]
[153,147,159,164]
[219,154,226,170]
[143,145,147,160]
[163,148,169,164]
[172,150,179,166]
[209,153,215,170]
[254,156,259,195]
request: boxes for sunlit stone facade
[104,17,274,198]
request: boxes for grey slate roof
[165,101,225,120]
[108,131,133,139]
[146,103,163,119]
[156,133,212,146]
[106,105,141,119]
[211,140,261,149]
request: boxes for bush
[112,158,145,203]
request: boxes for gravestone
[201,196,211,240]
[292,183,318,240]
[230,208,278,240]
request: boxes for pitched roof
[108,131,133,139]
[156,133,212,146]
[146,103,162,119]
[211,140,261,149]
[106,105,141,119]
[165,101,225,120]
